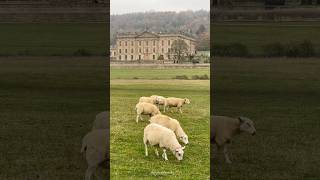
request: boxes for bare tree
[170,40,189,64]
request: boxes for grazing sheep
[81,129,109,180]
[149,114,188,144]
[143,123,185,161]
[92,111,109,130]
[139,96,156,104]
[150,95,167,112]
[165,97,191,113]
[135,102,161,123]
[211,116,256,164]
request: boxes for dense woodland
[110,10,210,51]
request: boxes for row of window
[118,54,170,60]
[118,48,171,54]
[119,40,171,46]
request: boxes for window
[168,40,170,45]
[131,55,133,60]
[139,41,141,46]
[119,49,121,53]
[139,55,141,60]
[168,48,170,53]
[146,48,148,53]
[131,49,134,53]
[131,41,134,46]
[125,49,127,53]
[146,41,148,46]
[153,48,155,53]
[162,48,164,53]
[119,41,122,46]
[125,55,127,60]
[168,55,170,59]
[119,55,121,60]
[139,48,141,53]
[162,40,164,46]
[125,41,127,46]
[114,52,116,56]
[153,55,155,60]
[153,40,155,46]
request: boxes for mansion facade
[110,31,196,61]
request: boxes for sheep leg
[223,145,232,164]
[145,144,148,156]
[154,148,159,157]
[162,149,168,161]
[94,166,104,180]
[136,115,139,123]
[178,107,183,114]
[85,166,95,180]
[163,105,166,112]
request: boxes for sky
[111,0,209,15]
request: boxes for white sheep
[212,116,256,164]
[139,96,156,104]
[150,95,167,112]
[149,114,188,144]
[165,97,190,113]
[92,111,108,130]
[81,129,108,180]
[135,102,161,123]
[143,123,185,161]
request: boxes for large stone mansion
[110,31,196,61]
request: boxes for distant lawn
[0,23,107,56]
[110,68,210,80]
[110,67,210,179]
[212,22,320,55]
[212,58,320,179]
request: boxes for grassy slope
[0,23,107,56]
[110,68,210,179]
[212,22,320,55]
[0,57,107,179]
[212,58,320,179]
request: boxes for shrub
[285,40,315,57]
[73,48,92,56]
[191,75,200,80]
[174,75,189,80]
[213,43,249,57]
[262,42,285,57]
[191,74,209,80]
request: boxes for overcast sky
[111,0,209,15]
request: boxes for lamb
[135,102,161,123]
[211,116,256,164]
[139,96,156,104]
[143,123,185,161]
[81,129,109,180]
[150,95,167,112]
[149,114,188,144]
[165,97,190,113]
[92,111,108,130]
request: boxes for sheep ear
[238,117,244,123]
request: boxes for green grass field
[0,57,107,179]
[212,22,320,55]
[110,68,210,179]
[0,23,107,56]
[212,58,320,179]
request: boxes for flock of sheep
[136,95,191,161]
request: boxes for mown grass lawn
[212,58,320,179]
[0,57,107,180]
[110,68,210,179]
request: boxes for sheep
[92,111,108,130]
[135,102,161,123]
[143,123,185,161]
[81,129,109,180]
[164,97,190,113]
[139,96,156,104]
[211,116,256,164]
[149,114,188,144]
[150,95,167,112]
